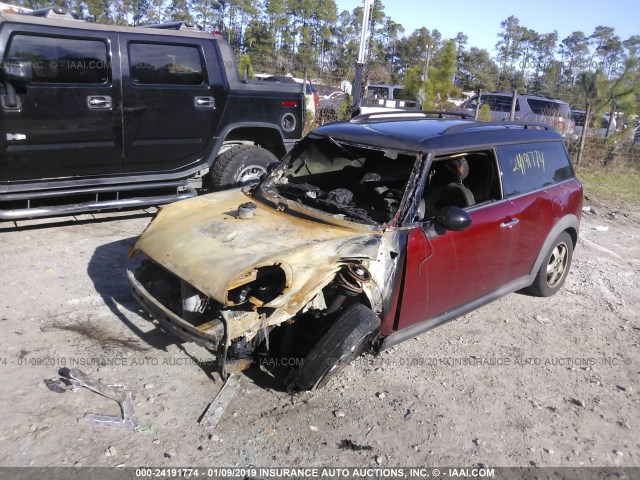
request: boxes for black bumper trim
[127,269,220,350]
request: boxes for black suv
[0,7,305,219]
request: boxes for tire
[288,303,380,391]
[209,144,278,190]
[526,231,573,297]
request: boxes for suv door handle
[194,96,215,109]
[87,96,112,110]
[500,218,520,228]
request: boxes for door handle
[500,218,520,228]
[87,95,112,110]
[194,96,215,109]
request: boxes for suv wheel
[287,303,380,391]
[527,232,573,297]
[210,145,278,190]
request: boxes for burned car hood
[132,188,383,306]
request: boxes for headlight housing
[226,265,288,307]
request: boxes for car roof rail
[350,110,473,124]
[144,21,202,31]
[442,121,552,135]
[21,6,79,20]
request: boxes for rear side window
[527,99,571,118]
[6,34,109,83]
[129,43,203,85]
[497,142,573,197]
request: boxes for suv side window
[497,142,574,197]
[129,43,204,85]
[6,34,109,84]
[482,95,519,112]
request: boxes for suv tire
[287,303,380,391]
[527,231,574,297]
[210,145,278,190]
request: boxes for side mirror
[434,206,471,231]
[1,59,32,110]
[2,58,33,84]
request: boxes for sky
[334,0,639,54]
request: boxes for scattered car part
[59,368,140,429]
[199,374,241,429]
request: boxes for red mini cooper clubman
[128,112,583,390]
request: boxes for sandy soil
[0,197,638,469]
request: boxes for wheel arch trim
[528,215,580,278]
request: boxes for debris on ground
[58,368,140,429]
[592,226,609,232]
[534,315,553,326]
[338,439,372,451]
[199,374,241,429]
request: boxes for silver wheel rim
[235,165,267,186]
[546,242,568,288]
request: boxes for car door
[120,35,222,174]
[496,141,576,279]
[396,149,518,330]
[0,28,122,182]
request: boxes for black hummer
[0,7,305,219]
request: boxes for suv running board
[0,181,197,220]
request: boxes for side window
[129,43,204,85]
[483,95,519,112]
[422,150,502,218]
[497,142,574,197]
[6,34,109,84]
[368,87,389,98]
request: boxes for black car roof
[311,114,563,153]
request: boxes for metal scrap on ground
[199,374,241,429]
[58,368,140,429]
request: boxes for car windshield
[259,137,419,225]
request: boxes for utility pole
[351,0,374,116]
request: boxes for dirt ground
[0,194,638,469]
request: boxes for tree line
[12,0,640,116]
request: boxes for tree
[457,47,499,91]
[559,31,590,86]
[423,39,460,109]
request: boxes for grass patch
[576,168,640,205]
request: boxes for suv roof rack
[442,121,551,135]
[350,110,473,124]
[21,6,79,20]
[144,21,202,31]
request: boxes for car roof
[0,11,219,39]
[482,92,570,105]
[311,114,563,153]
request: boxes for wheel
[209,144,278,190]
[526,231,573,297]
[287,303,380,391]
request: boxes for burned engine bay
[127,135,416,389]
[259,136,419,224]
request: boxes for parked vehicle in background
[460,92,574,137]
[366,83,405,99]
[318,91,348,123]
[128,111,582,391]
[359,83,421,115]
[0,8,304,220]
[571,109,616,139]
